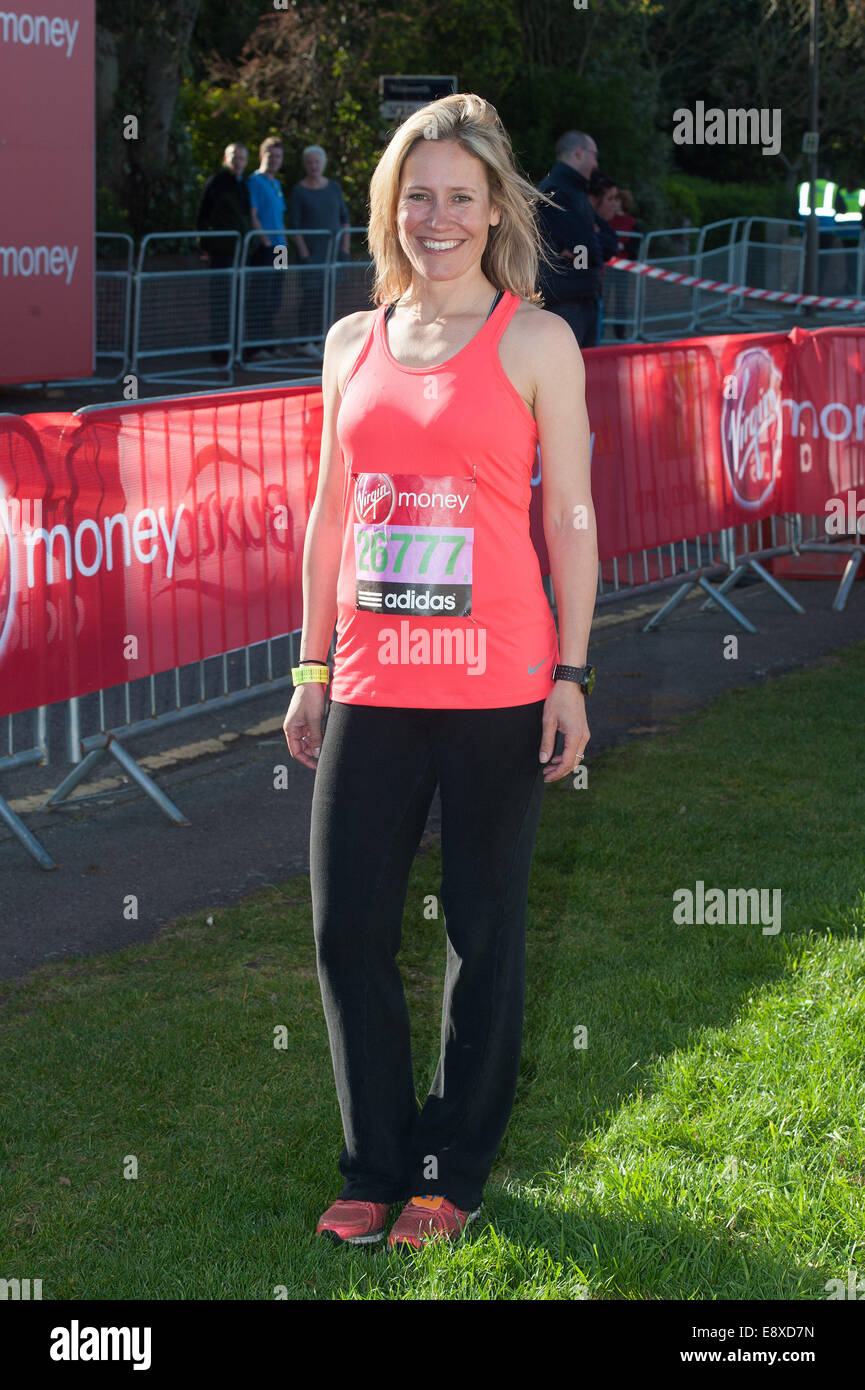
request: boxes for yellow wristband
[291,664,330,685]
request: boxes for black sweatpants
[309,698,547,1213]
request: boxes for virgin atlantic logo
[720,347,783,509]
[354,473,395,526]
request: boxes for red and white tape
[606,254,865,314]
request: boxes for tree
[97,0,203,237]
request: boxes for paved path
[1,576,863,981]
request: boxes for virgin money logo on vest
[355,473,395,526]
[721,347,783,508]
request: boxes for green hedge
[659,173,795,228]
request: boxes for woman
[608,189,643,340]
[283,93,598,1252]
[587,173,622,344]
[289,145,352,359]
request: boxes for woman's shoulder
[508,294,572,345]
[500,295,583,389]
[329,307,379,393]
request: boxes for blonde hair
[367,92,561,307]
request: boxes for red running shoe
[316,1199,391,1246]
[387,1194,481,1250]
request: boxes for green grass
[2,643,865,1300]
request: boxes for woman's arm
[283,315,358,767]
[298,318,350,659]
[533,312,597,666]
[530,311,598,781]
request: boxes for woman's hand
[283,682,328,771]
[538,681,590,783]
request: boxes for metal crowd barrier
[730,219,805,330]
[131,231,242,387]
[8,223,865,390]
[815,237,864,302]
[0,413,59,868]
[46,631,308,827]
[637,226,703,340]
[692,219,747,329]
[44,390,324,831]
[593,514,804,635]
[600,230,643,340]
[592,522,759,632]
[330,228,379,326]
[1,706,54,870]
[793,512,864,611]
[236,226,336,369]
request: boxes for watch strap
[292,664,330,685]
[552,663,595,693]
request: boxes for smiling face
[395,138,501,286]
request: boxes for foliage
[660,174,794,229]
[96,0,863,240]
[179,81,283,195]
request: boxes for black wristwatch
[552,663,596,695]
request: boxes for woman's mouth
[418,238,464,254]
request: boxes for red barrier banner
[1,326,862,720]
[0,1,95,382]
[529,330,795,573]
[0,388,322,716]
[786,326,865,528]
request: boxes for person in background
[196,142,261,365]
[289,145,352,359]
[587,173,621,344]
[608,188,643,340]
[247,137,288,359]
[535,130,604,348]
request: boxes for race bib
[351,471,476,617]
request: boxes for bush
[659,173,794,229]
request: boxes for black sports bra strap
[385,290,503,325]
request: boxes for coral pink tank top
[329,288,559,708]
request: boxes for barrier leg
[747,558,806,613]
[833,549,864,611]
[0,793,58,870]
[42,739,190,826]
[642,579,696,630]
[700,562,747,607]
[696,575,758,632]
[42,747,107,806]
[104,738,190,826]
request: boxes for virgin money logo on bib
[720,347,783,509]
[354,473,395,526]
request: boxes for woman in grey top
[289,146,351,263]
[289,145,352,355]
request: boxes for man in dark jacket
[536,131,604,348]
[196,142,262,364]
[197,143,255,266]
